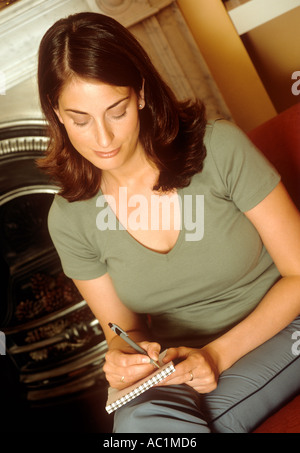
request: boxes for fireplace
[0,119,109,405]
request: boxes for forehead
[58,77,131,108]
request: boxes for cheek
[64,132,92,158]
[122,115,140,141]
[65,127,88,148]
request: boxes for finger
[160,369,217,391]
[139,341,161,362]
[162,346,191,363]
[105,361,156,388]
[156,369,185,387]
[105,348,152,367]
[154,360,187,386]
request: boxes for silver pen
[108,322,160,368]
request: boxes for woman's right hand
[103,341,161,389]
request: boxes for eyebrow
[64,96,130,115]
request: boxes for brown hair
[37,12,206,202]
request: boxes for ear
[54,107,64,124]
[138,79,145,109]
[48,94,64,124]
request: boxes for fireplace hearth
[0,120,109,406]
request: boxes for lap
[113,316,300,433]
[113,384,210,433]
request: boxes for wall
[241,6,300,113]
[177,0,277,132]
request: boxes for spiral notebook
[105,351,175,414]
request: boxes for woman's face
[55,77,145,173]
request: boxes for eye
[112,110,127,120]
[68,113,90,127]
[72,116,89,127]
[73,121,88,127]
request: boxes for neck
[101,147,159,194]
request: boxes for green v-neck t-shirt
[48,119,281,348]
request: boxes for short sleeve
[48,196,107,280]
[208,120,281,212]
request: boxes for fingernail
[142,357,150,363]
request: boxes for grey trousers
[113,316,300,433]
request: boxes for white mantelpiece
[0,0,174,92]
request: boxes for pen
[108,322,160,368]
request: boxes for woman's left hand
[158,346,221,393]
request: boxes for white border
[228,0,300,35]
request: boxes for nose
[94,119,114,149]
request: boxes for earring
[138,104,143,109]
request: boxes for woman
[38,12,300,432]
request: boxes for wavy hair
[37,12,207,201]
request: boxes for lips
[94,147,120,159]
